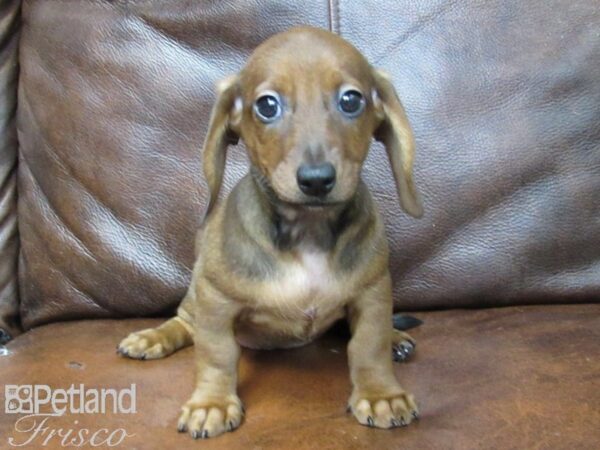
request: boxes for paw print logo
[5,385,33,414]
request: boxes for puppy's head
[202,26,423,218]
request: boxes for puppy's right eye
[254,93,282,123]
[338,89,365,118]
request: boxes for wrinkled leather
[1,305,599,449]
[0,0,21,341]
[337,0,600,310]
[17,0,600,328]
[17,0,329,328]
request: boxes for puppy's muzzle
[296,163,336,197]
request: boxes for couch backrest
[15,0,600,330]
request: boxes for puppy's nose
[296,163,336,197]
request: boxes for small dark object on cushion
[0,328,12,345]
[392,314,423,331]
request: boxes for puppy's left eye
[338,89,365,117]
[254,93,282,123]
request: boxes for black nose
[296,163,336,197]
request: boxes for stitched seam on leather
[328,0,339,34]
[372,1,460,65]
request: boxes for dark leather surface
[337,1,600,309]
[17,0,329,328]
[1,304,599,449]
[17,1,600,328]
[0,0,21,341]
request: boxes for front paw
[392,330,416,362]
[117,328,170,360]
[348,390,419,429]
[177,391,244,439]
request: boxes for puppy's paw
[177,392,244,439]
[348,391,418,429]
[392,330,416,363]
[117,328,172,360]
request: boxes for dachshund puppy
[118,26,423,439]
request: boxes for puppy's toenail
[391,418,400,427]
[192,430,200,439]
[412,411,419,420]
[393,348,407,363]
[227,421,234,432]
[400,417,407,426]
[367,416,374,427]
[201,430,209,439]
[177,424,187,433]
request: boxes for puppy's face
[237,28,379,206]
[202,27,423,219]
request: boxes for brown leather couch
[1,1,599,449]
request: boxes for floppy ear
[202,75,241,221]
[372,69,423,218]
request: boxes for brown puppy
[118,26,423,439]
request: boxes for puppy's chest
[284,251,338,296]
[260,249,348,314]
[235,249,348,347]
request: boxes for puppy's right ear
[202,75,242,221]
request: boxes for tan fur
[118,26,422,439]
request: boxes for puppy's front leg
[177,278,243,439]
[347,272,419,428]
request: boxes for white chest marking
[262,249,344,310]
[239,249,348,348]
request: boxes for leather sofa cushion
[17,1,329,328]
[17,1,600,328]
[1,304,599,449]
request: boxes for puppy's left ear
[202,75,242,221]
[372,69,423,218]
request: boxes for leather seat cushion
[1,304,598,449]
